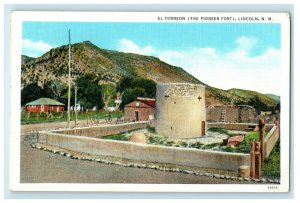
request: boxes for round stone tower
[155,83,206,139]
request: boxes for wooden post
[250,140,256,178]
[254,141,262,179]
[74,86,78,126]
[67,29,71,129]
[258,118,265,161]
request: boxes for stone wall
[56,122,149,138]
[37,131,250,172]
[155,83,206,139]
[207,122,257,130]
[264,125,280,158]
[207,105,257,123]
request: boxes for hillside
[265,94,280,102]
[21,41,278,111]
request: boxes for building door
[41,105,44,112]
[134,111,140,121]
[201,121,206,136]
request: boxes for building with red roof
[124,97,155,122]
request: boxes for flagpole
[67,29,71,128]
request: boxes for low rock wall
[55,122,149,138]
[37,131,250,172]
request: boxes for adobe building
[155,83,206,139]
[124,97,155,122]
[206,105,257,123]
[25,98,65,113]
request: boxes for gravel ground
[20,133,254,184]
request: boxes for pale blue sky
[22,22,280,57]
[22,22,281,95]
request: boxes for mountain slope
[265,94,280,102]
[21,41,278,111]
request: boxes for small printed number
[268,186,278,189]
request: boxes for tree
[75,74,103,109]
[117,77,156,109]
[122,87,147,106]
[21,82,53,106]
[101,84,116,110]
[49,79,66,100]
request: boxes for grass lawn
[21,111,123,125]
[263,141,280,178]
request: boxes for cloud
[236,36,257,50]
[22,39,54,57]
[118,38,157,55]
[117,37,281,95]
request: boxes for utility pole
[74,86,79,126]
[67,29,71,128]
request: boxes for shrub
[208,128,229,135]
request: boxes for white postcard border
[10,11,291,192]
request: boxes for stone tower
[155,83,206,139]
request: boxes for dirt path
[21,133,255,184]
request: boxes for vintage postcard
[10,11,290,192]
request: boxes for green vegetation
[265,94,280,102]
[207,127,229,135]
[21,41,278,113]
[102,133,129,141]
[263,141,280,178]
[74,74,104,109]
[201,143,220,150]
[221,131,259,153]
[229,88,277,112]
[117,77,157,108]
[243,131,260,145]
[147,126,156,133]
[21,111,122,125]
[148,135,165,145]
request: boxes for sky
[22,22,281,95]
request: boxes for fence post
[250,140,262,179]
[250,140,256,178]
[258,118,265,162]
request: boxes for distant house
[25,98,65,113]
[124,97,155,122]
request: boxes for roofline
[25,97,65,106]
[137,97,155,101]
[157,83,205,88]
[124,100,155,108]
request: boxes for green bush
[147,126,156,133]
[263,141,280,178]
[102,133,128,141]
[208,128,229,135]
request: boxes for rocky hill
[21,41,278,111]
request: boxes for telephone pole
[67,29,71,128]
[74,86,79,126]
